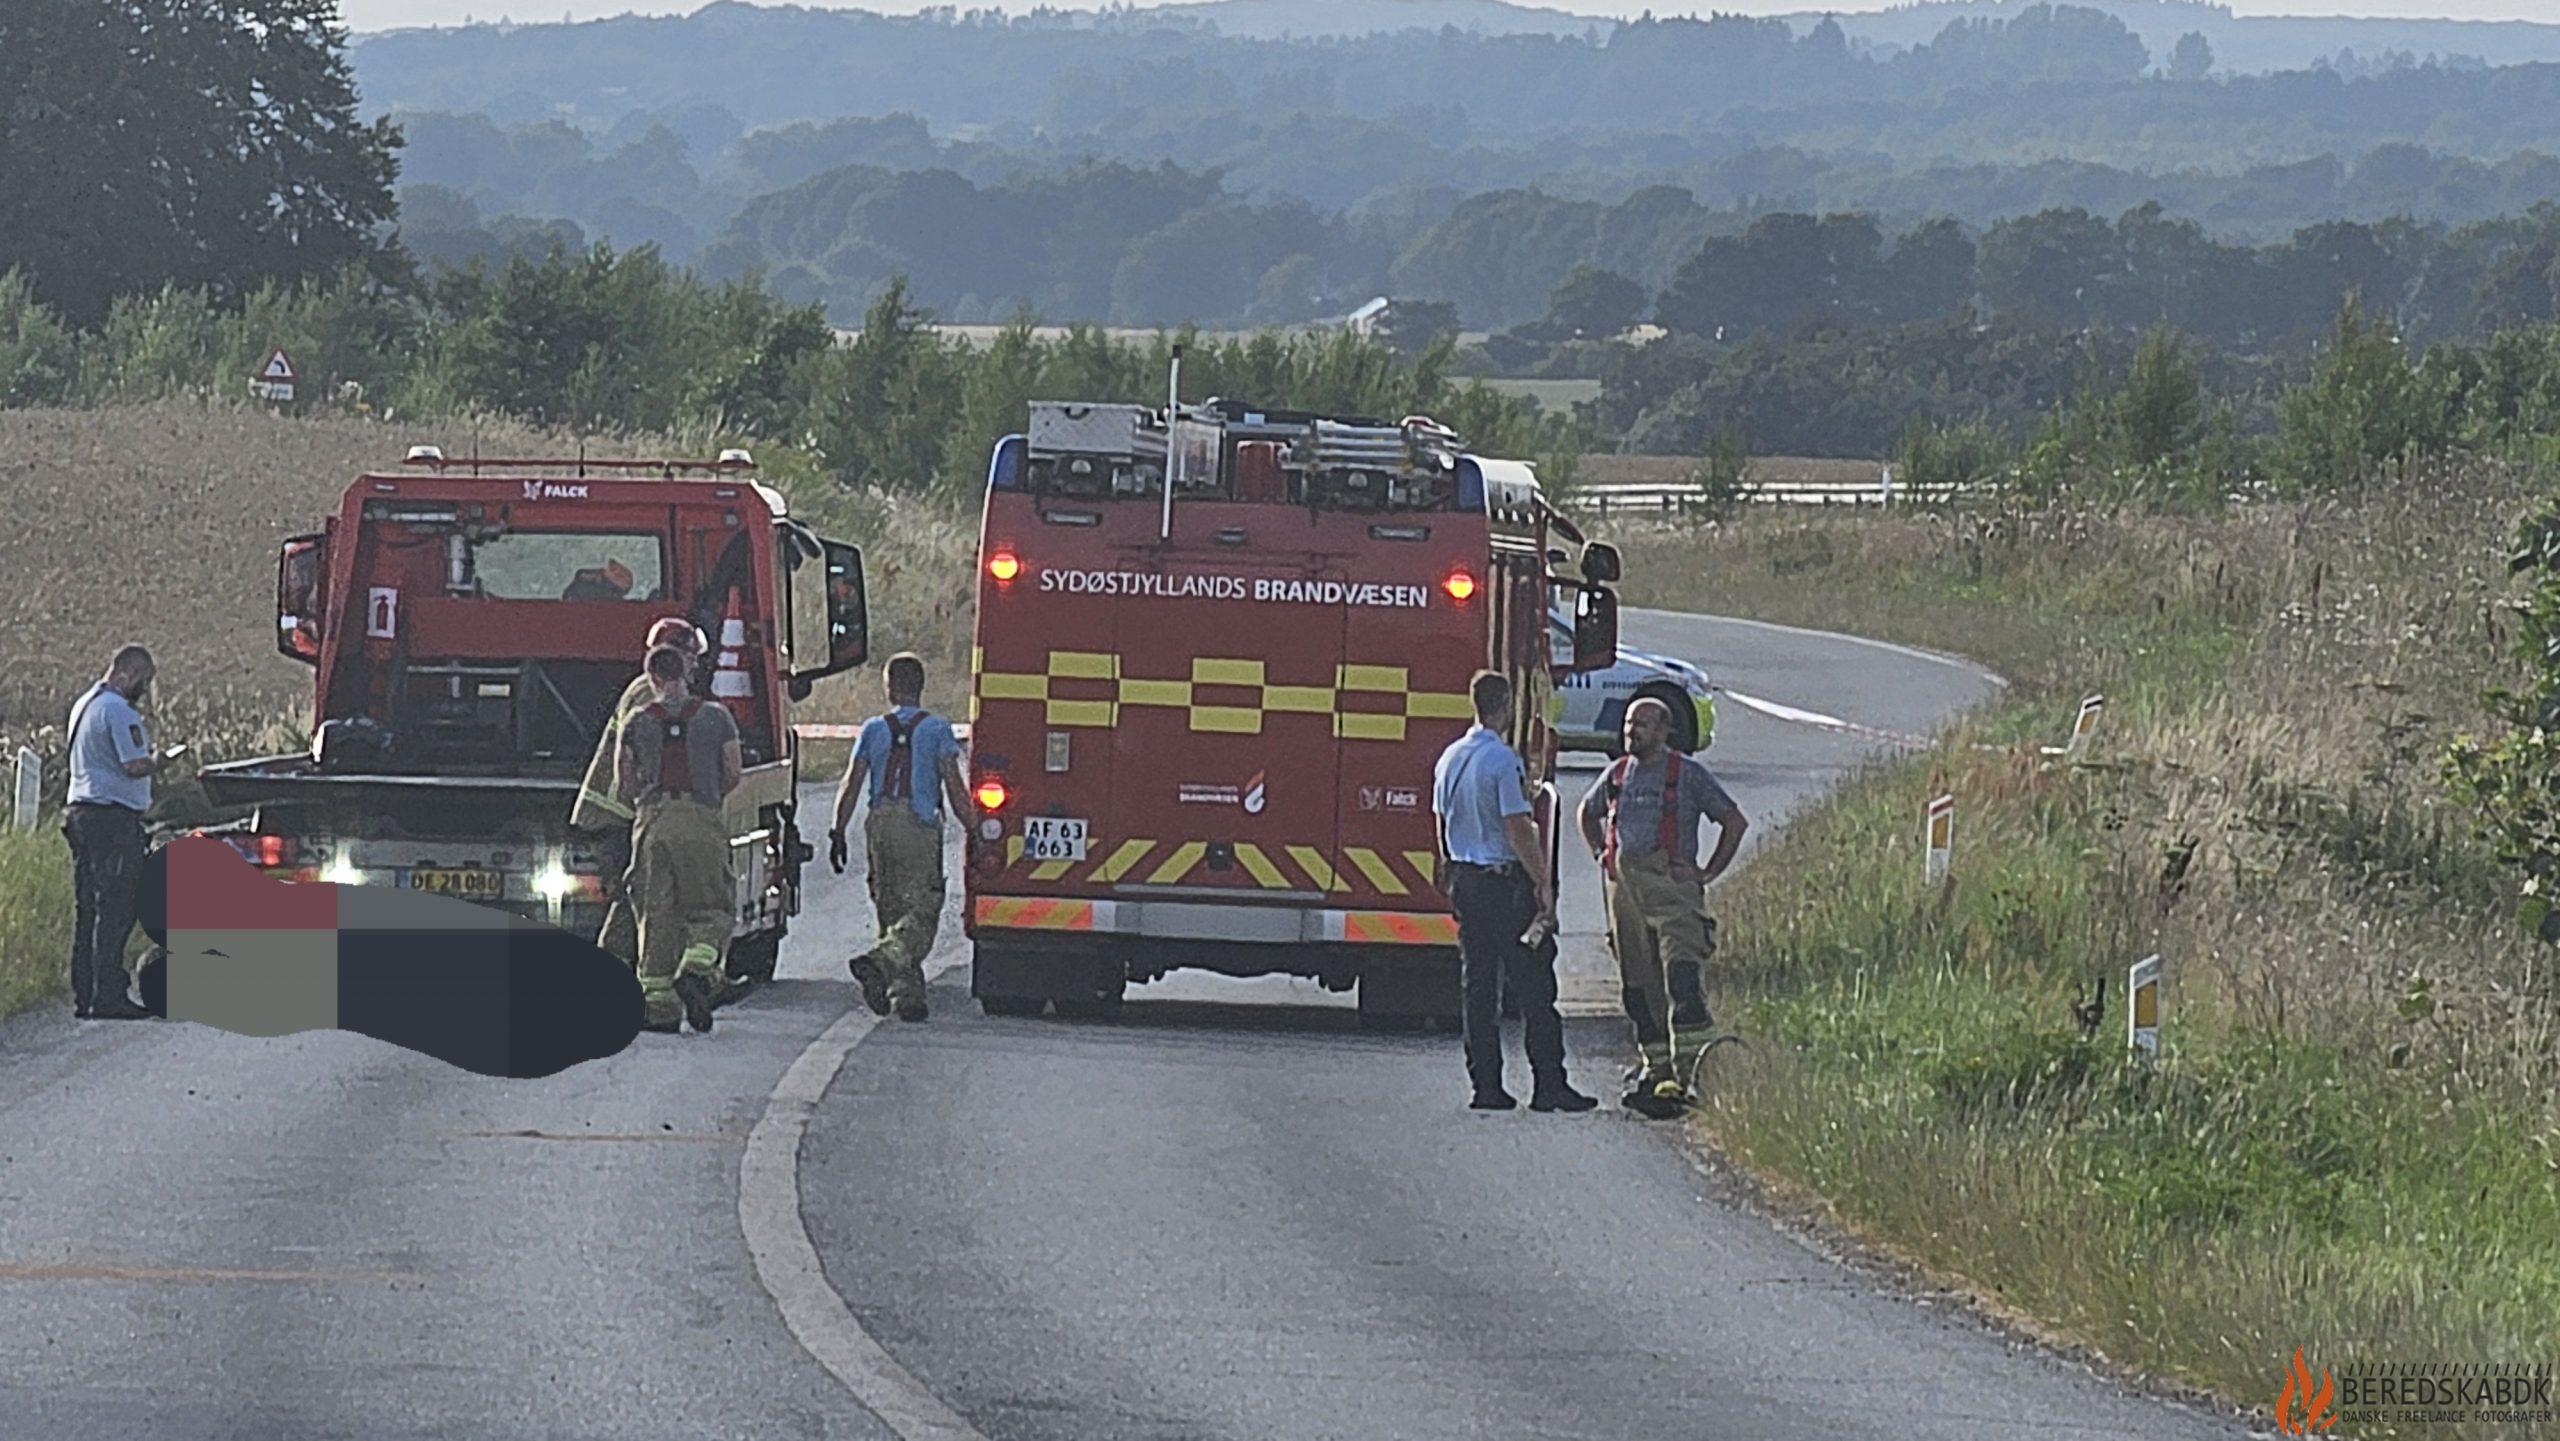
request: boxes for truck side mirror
[1580,541,1622,585]
[276,533,327,664]
[823,539,869,672]
[1572,586,1618,673]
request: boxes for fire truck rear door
[1107,561,1348,912]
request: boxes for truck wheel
[1639,682,1700,753]
[979,994,1047,1017]
[726,934,780,984]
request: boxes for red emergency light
[1442,568,1479,603]
[987,550,1022,585]
[974,775,1011,812]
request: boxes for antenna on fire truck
[1160,342,1184,543]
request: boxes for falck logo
[522,480,591,501]
[1243,770,1267,815]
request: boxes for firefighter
[1576,696,1748,1118]
[572,617,707,972]
[1431,670,1596,1113]
[827,652,973,1024]
[615,643,742,1035]
[61,645,162,1021]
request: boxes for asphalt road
[0,610,2250,1440]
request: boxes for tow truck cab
[963,396,1620,1026]
[203,449,869,976]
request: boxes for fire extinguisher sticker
[367,587,398,639]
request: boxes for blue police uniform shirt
[854,706,962,826]
[66,682,152,812]
[1432,723,1532,865]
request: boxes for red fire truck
[962,390,1621,1025]
[197,448,870,980]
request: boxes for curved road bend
[0,609,2244,1440]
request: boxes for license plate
[1020,818,1088,862]
[410,867,502,898]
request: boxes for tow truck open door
[781,521,868,697]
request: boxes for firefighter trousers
[1605,851,1716,1073]
[588,825,637,968]
[632,799,733,1027]
[864,806,943,1005]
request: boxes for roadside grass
[1611,471,2560,1435]
[0,829,70,1016]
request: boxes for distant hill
[1785,0,2560,75]
[1143,0,1606,39]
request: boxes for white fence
[1573,469,1981,517]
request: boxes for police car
[1550,610,1718,755]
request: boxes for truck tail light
[986,550,1021,585]
[1442,567,1478,602]
[974,775,1011,812]
[228,833,292,869]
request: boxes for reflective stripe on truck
[974,895,1456,946]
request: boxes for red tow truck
[198,448,870,979]
[962,390,1621,1025]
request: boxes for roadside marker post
[1924,793,1954,885]
[2066,694,2105,761]
[12,747,37,831]
[2128,953,2162,1059]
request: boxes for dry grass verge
[1613,471,2560,1437]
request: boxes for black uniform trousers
[63,803,146,1011]
[1449,861,1564,1094]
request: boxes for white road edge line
[739,956,989,1441]
[1643,609,2009,689]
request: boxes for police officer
[62,645,161,1020]
[1577,696,1748,1117]
[573,617,708,971]
[1431,670,1596,1113]
[615,644,742,1035]
[828,653,973,1023]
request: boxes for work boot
[893,993,929,1023]
[673,971,718,1035]
[715,976,756,1010]
[640,1018,682,1035]
[1529,1081,1598,1113]
[848,954,891,1017]
[1469,1087,1517,1111]
[88,995,154,1021]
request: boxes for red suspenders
[645,697,704,795]
[1601,752,1684,880]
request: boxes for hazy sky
[341,0,2560,34]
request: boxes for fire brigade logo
[2276,1347,2337,1434]
[1243,771,1267,815]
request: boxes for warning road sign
[252,348,297,403]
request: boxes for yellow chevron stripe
[1192,657,1264,686]
[1047,699,1117,727]
[1403,849,1441,890]
[1087,838,1154,884]
[1006,836,1024,866]
[1335,712,1404,742]
[1287,845,1350,892]
[1029,857,1076,881]
[1146,841,1206,885]
[1232,842,1291,889]
[1263,684,1333,713]
[980,671,1047,702]
[1344,847,1408,896]
[1189,706,1261,734]
[1048,650,1118,680]
[1405,691,1474,719]
[1336,663,1407,692]
[1118,678,1191,708]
